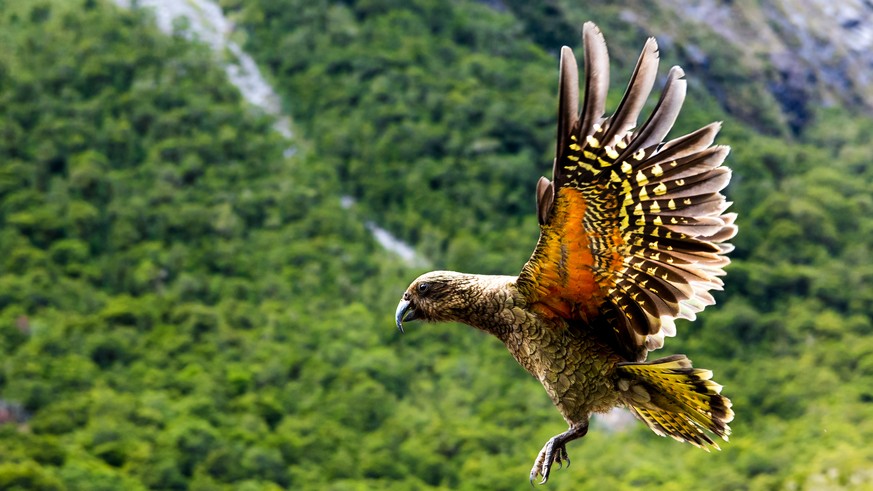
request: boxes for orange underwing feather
[525,188,602,322]
[517,22,735,361]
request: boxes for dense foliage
[1,0,872,489]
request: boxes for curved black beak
[395,299,416,333]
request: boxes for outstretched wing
[517,23,736,361]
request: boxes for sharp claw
[531,439,572,485]
[530,463,541,485]
[558,446,570,468]
[529,424,587,484]
[530,468,549,486]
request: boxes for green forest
[1,0,873,489]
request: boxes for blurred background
[1,0,873,489]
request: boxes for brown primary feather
[536,176,554,226]
[577,24,609,147]
[555,46,580,166]
[617,66,687,162]
[396,21,736,484]
[601,37,659,148]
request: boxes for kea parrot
[395,22,736,484]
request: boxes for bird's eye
[418,282,430,294]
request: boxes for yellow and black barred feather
[618,354,734,449]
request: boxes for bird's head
[395,271,473,333]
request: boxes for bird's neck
[449,274,524,337]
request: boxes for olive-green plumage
[396,22,735,485]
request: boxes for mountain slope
[1,0,872,490]
[226,0,873,489]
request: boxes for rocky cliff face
[505,0,872,132]
[656,0,873,132]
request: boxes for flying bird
[395,22,736,484]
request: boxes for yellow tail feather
[616,354,733,450]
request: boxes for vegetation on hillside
[1,0,872,489]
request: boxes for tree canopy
[1,0,872,489]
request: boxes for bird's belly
[502,320,622,424]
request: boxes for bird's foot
[529,437,570,485]
[528,423,588,485]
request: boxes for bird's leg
[529,422,589,485]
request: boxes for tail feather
[629,406,719,450]
[617,354,733,450]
